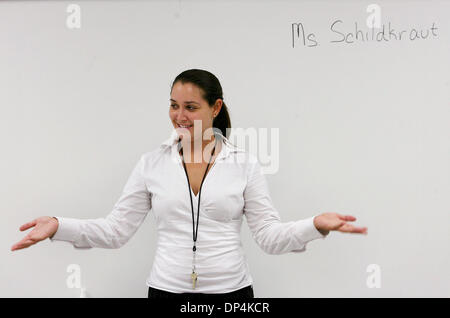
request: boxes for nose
[175,107,188,122]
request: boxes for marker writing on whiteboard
[291,20,438,48]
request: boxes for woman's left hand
[313,213,368,236]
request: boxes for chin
[175,130,193,141]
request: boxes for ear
[213,98,223,114]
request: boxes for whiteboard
[1,0,449,297]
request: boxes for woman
[11,69,368,299]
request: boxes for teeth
[178,124,192,128]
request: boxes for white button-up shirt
[50,129,327,294]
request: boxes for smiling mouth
[177,123,193,128]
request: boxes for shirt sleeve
[243,155,328,255]
[49,154,152,249]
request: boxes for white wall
[1,0,449,297]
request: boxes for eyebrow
[170,99,200,105]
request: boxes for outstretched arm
[243,156,326,255]
[11,154,152,251]
[243,156,367,255]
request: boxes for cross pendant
[191,271,198,289]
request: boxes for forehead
[171,82,204,102]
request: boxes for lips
[177,123,193,128]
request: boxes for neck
[179,135,218,164]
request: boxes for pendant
[191,270,198,289]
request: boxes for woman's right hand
[11,216,59,251]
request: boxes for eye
[170,104,195,110]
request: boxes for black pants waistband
[148,285,254,299]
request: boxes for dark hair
[170,69,231,138]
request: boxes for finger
[11,239,35,251]
[338,215,356,222]
[338,223,368,234]
[19,220,37,231]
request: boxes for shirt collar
[160,129,241,161]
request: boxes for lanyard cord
[179,137,217,251]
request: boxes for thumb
[19,220,37,232]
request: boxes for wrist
[50,217,59,239]
[314,215,329,236]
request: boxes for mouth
[177,123,193,129]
